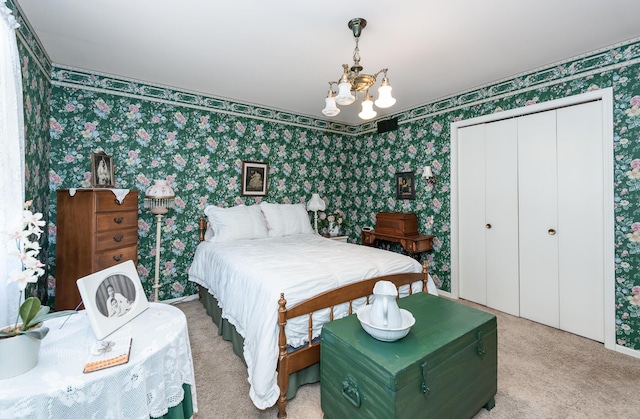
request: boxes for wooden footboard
[276,262,430,418]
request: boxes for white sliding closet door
[458,124,488,305]
[485,120,520,316]
[457,120,519,315]
[556,101,604,342]
[518,110,560,328]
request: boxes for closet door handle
[548,229,556,235]
[486,224,492,229]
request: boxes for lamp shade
[322,95,340,117]
[358,93,377,120]
[375,77,396,108]
[144,180,175,215]
[307,193,326,212]
[423,166,434,178]
[335,81,356,105]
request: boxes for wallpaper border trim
[51,65,356,136]
[50,37,640,135]
[389,37,640,128]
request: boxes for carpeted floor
[176,298,640,418]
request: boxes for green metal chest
[320,293,497,419]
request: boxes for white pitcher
[369,280,402,329]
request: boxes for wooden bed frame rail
[197,215,430,418]
[276,262,429,418]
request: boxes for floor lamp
[307,193,326,234]
[144,180,175,302]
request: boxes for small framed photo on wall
[91,151,115,188]
[241,161,269,196]
[395,171,415,200]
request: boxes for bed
[188,203,438,417]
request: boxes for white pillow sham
[259,202,314,237]
[204,204,268,242]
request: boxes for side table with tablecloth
[0,302,197,418]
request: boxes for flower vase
[329,224,341,237]
[0,332,41,379]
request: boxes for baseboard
[437,290,453,299]
[159,294,199,305]
[615,344,640,359]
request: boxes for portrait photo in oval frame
[77,260,149,339]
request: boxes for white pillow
[203,205,268,242]
[203,224,215,241]
[260,203,314,237]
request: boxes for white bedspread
[188,233,438,409]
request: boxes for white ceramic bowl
[356,305,415,342]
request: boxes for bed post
[199,215,207,242]
[277,293,289,418]
[422,261,429,294]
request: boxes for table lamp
[306,193,326,234]
[144,180,175,302]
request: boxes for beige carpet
[176,298,640,419]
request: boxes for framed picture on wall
[91,151,115,188]
[76,260,149,339]
[395,171,415,200]
[241,161,269,196]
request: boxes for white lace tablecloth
[0,303,197,418]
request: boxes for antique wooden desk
[321,293,497,418]
[361,212,434,258]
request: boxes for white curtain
[0,1,26,327]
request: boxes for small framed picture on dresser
[395,171,415,200]
[241,161,269,196]
[91,151,115,188]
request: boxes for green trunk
[321,293,497,418]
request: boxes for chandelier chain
[353,37,361,68]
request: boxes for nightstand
[328,235,349,243]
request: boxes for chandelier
[322,18,396,120]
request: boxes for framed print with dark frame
[395,171,416,200]
[76,260,149,339]
[241,161,269,196]
[91,151,115,187]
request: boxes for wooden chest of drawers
[55,189,139,310]
[321,293,497,419]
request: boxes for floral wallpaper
[10,0,640,352]
[47,91,344,301]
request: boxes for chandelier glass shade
[322,18,396,120]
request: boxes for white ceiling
[15,0,640,126]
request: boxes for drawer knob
[114,217,124,224]
[341,375,361,408]
[113,254,123,262]
[113,234,124,242]
[114,199,122,205]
